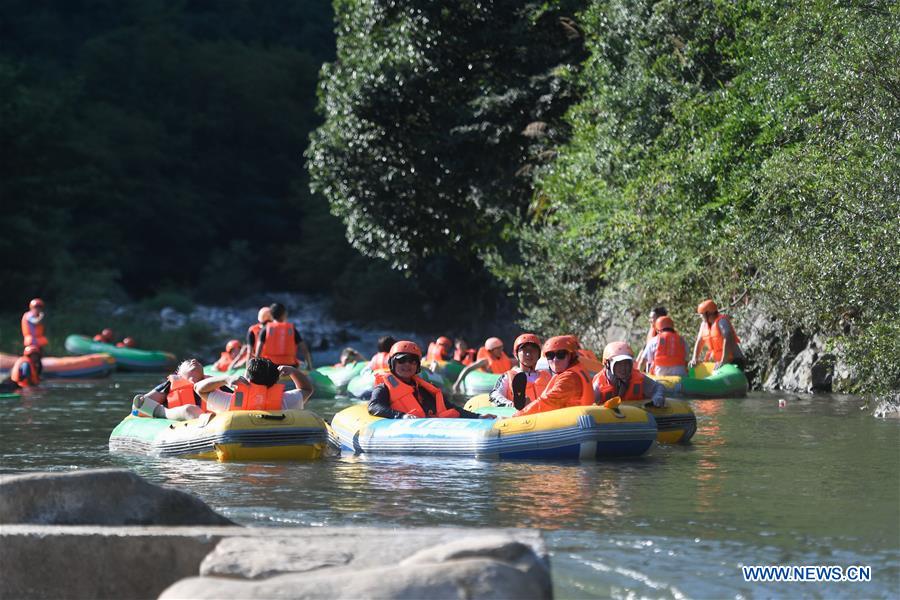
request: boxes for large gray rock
[0,469,233,525]
[166,535,551,600]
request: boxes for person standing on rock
[21,298,48,354]
[131,359,210,421]
[644,316,689,377]
[690,299,745,370]
[368,341,493,419]
[255,303,314,369]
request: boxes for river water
[1,374,898,599]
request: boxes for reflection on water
[1,375,898,598]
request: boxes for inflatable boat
[315,361,367,390]
[330,403,656,460]
[65,335,176,372]
[421,358,465,382]
[651,362,748,398]
[0,352,116,378]
[109,409,329,461]
[464,394,696,444]
[456,369,501,396]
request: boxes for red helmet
[654,316,675,331]
[513,333,542,354]
[101,328,114,339]
[697,299,718,314]
[24,345,40,356]
[226,339,241,352]
[29,298,44,309]
[484,337,504,351]
[389,340,422,359]
[121,337,136,348]
[602,341,634,362]
[542,335,577,355]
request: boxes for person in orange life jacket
[451,337,513,392]
[230,306,273,370]
[368,335,396,373]
[690,299,745,370]
[213,340,242,372]
[93,328,115,344]
[21,298,48,352]
[593,342,666,407]
[368,341,494,419]
[115,337,137,348]
[426,336,454,362]
[255,302,314,368]
[454,338,476,366]
[636,306,667,372]
[7,346,42,389]
[513,336,595,416]
[131,359,210,421]
[644,316,689,377]
[196,357,314,412]
[488,334,551,409]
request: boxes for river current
[1,374,898,599]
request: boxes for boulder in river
[0,468,233,526]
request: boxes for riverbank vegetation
[311,0,898,393]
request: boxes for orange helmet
[24,345,40,356]
[226,339,241,352]
[542,335,577,355]
[436,336,452,348]
[121,337,136,348]
[389,340,422,359]
[602,341,634,362]
[484,337,504,351]
[654,316,675,331]
[257,307,273,323]
[101,328,114,339]
[29,298,44,309]
[697,299,718,314]
[513,333,542,354]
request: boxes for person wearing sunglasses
[368,341,493,419]
[512,336,595,416]
[487,333,552,409]
[690,299,745,370]
[593,342,666,407]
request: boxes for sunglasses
[394,356,420,365]
[544,350,569,360]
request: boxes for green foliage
[308,0,586,270]
[490,0,899,392]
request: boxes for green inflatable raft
[458,369,501,396]
[315,361,367,390]
[65,335,176,372]
[651,362,748,398]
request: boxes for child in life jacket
[131,359,209,421]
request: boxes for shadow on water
[1,375,898,598]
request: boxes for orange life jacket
[593,368,646,403]
[383,374,459,418]
[565,362,596,406]
[214,352,234,372]
[21,312,48,348]
[259,322,298,366]
[578,348,599,362]
[165,376,206,411]
[426,342,451,362]
[10,357,40,387]
[652,330,686,368]
[476,347,512,374]
[369,352,390,373]
[502,367,551,402]
[228,381,284,411]
[700,314,741,362]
